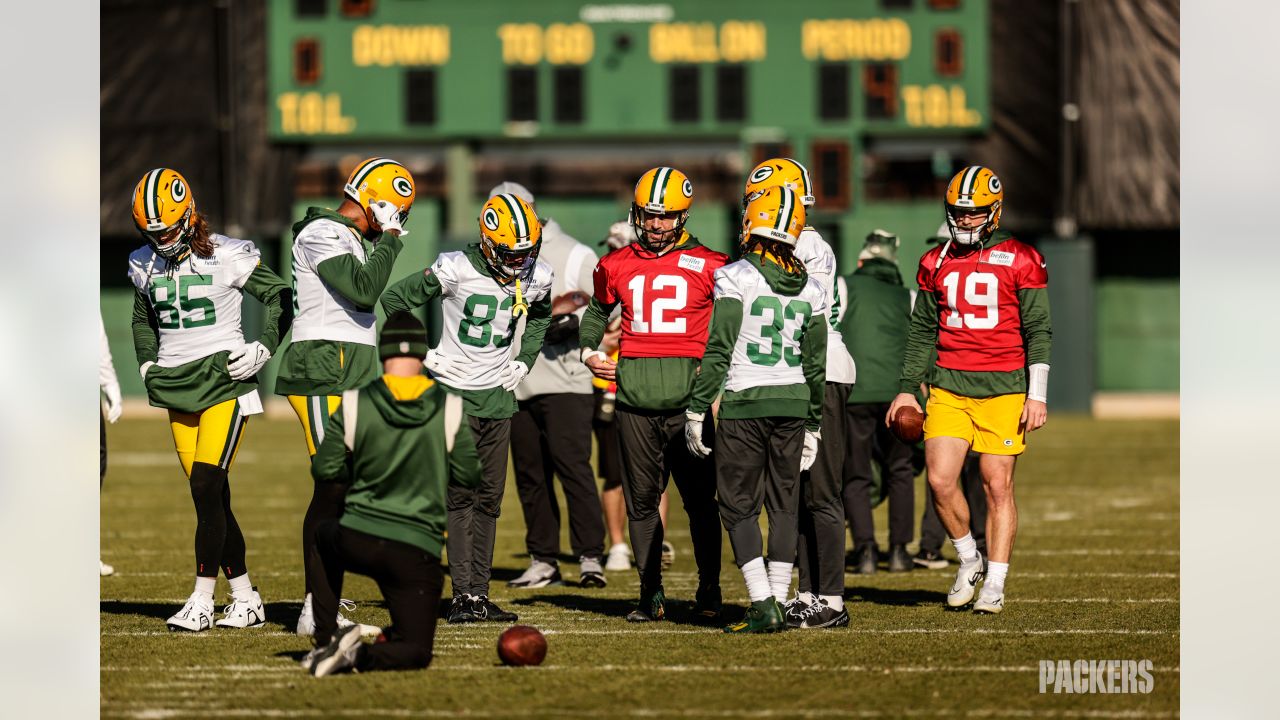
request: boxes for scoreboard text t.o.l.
[268,0,989,141]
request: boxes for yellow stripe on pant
[168,398,249,478]
[287,394,342,457]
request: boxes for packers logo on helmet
[132,168,196,261]
[478,193,542,283]
[743,158,815,208]
[741,185,805,247]
[630,166,693,252]
[344,157,416,229]
[944,165,1004,246]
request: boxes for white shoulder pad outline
[342,389,359,451]
[444,393,464,453]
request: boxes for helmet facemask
[143,205,195,261]
[629,204,688,254]
[945,201,1001,247]
[480,233,540,284]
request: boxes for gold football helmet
[479,193,543,284]
[944,165,1003,245]
[741,185,806,247]
[630,166,693,251]
[132,168,196,260]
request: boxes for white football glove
[684,411,712,459]
[425,348,460,378]
[102,380,123,424]
[139,361,155,381]
[370,200,409,237]
[500,360,529,391]
[227,342,271,381]
[799,429,821,473]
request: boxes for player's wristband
[1027,363,1050,403]
[580,348,607,365]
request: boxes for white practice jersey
[431,251,554,390]
[795,228,857,385]
[128,234,259,367]
[713,259,827,393]
[291,217,377,345]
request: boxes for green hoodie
[840,258,913,404]
[688,253,827,430]
[310,374,481,557]
[275,207,403,397]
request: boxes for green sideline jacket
[310,373,481,557]
[839,258,913,404]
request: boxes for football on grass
[890,406,924,443]
[498,625,547,667]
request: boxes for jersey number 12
[627,274,688,334]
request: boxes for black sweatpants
[716,417,804,568]
[313,520,444,672]
[919,451,988,554]
[593,390,623,491]
[446,416,511,597]
[615,406,721,591]
[796,383,851,597]
[844,402,916,548]
[510,393,605,563]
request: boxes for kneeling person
[305,312,482,677]
[686,187,827,634]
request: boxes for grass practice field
[101,413,1179,718]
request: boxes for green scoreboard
[268,0,989,141]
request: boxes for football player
[741,158,857,629]
[887,166,1052,614]
[380,192,553,624]
[578,167,726,623]
[127,168,293,631]
[274,157,415,637]
[685,186,827,633]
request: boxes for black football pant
[919,451,988,554]
[447,416,511,597]
[313,520,443,672]
[615,406,722,591]
[593,390,623,491]
[510,393,605,564]
[716,417,804,568]
[796,383,851,598]
[844,402,916,549]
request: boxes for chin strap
[511,277,529,318]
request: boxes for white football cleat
[296,594,358,636]
[215,588,266,628]
[605,543,633,572]
[973,588,1005,614]
[946,554,985,609]
[100,560,115,577]
[166,593,215,632]
[299,647,324,670]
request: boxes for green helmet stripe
[788,158,811,197]
[650,167,671,206]
[960,166,981,197]
[497,194,527,238]
[144,168,163,221]
[774,188,794,233]
[351,158,397,192]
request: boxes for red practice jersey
[593,237,729,359]
[916,236,1048,373]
